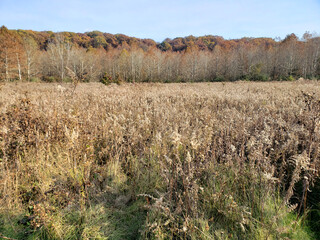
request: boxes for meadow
[0,81,319,239]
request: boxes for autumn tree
[0,26,24,81]
[1,26,320,82]
[18,31,39,80]
[279,33,300,78]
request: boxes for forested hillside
[0,25,319,82]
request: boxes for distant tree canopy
[0,25,319,82]
[0,26,285,52]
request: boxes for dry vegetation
[0,81,319,239]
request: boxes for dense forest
[0,25,319,82]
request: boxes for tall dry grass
[0,81,319,239]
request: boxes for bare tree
[21,35,38,80]
[47,33,72,81]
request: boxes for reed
[0,81,319,239]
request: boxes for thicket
[0,81,319,239]
[0,26,320,83]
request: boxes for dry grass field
[0,81,319,239]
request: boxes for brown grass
[0,81,319,239]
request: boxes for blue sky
[0,0,319,42]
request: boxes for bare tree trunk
[16,53,22,81]
[131,54,135,82]
[5,50,9,81]
[27,55,31,80]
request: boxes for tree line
[0,25,319,82]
